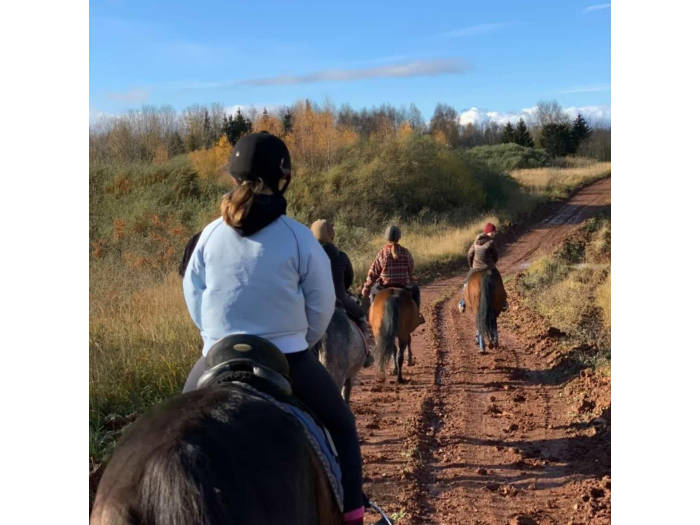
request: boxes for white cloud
[232,59,468,87]
[107,88,149,103]
[458,105,610,126]
[583,3,611,13]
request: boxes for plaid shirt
[362,243,415,293]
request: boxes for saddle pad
[229,381,344,510]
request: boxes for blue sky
[89,0,610,124]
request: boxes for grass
[509,162,611,200]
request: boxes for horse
[90,335,344,525]
[369,287,421,384]
[313,307,368,404]
[463,267,507,353]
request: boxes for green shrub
[462,143,551,172]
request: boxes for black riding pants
[182,349,364,513]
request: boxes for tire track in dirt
[352,178,611,524]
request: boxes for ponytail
[220,180,263,228]
[390,242,398,260]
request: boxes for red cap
[484,223,496,234]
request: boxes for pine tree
[570,113,592,153]
[500,122,516,143]
[203,110,215,148]
[514,118,534,147]
[540,123,573,157]
[282,109,294,134]
[222,109,252,145]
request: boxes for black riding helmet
[228,131,292,194]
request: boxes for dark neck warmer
[234,193,287,237]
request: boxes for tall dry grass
[510,162,611,200]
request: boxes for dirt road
[354,178,611,525]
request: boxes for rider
[181,132,367,525]
[310,218,374,367]
[460,222,508,317]
[467,222,500,276]
[360,224,425,324]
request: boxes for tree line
[89,99,610,166]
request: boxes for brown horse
[90,336,343,525]
[464,267,507,353]
[369,287,421,383]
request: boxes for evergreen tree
[514,118,534,147]
[500,122,516,143]
[540,123,573,157]
[282,109,294,134]
[222,109,252,145]
[203,110,215,148]
[570,113,592,153]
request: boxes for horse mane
[92,385,328,525]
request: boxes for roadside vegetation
[89,98,611,475]
[517,211,611,374]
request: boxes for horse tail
[477,270,498,345]
[376,292,400,373]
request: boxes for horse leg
[478,332,486,354]
[407,335,415,366]
[390,344,398,376]
[397,341,407,384]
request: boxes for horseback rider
[310,219,374,367]
[361,224,425,325]
[181,132,367,525]
[460,222,508,317]
[467,222,499,276]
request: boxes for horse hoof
[391,368,398,376]
[408,358,415,366]
[398,377,407,384]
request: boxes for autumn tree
[252,108,284,137]
[429,103,460,146]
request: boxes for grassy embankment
[89,137,610,470]
[517,210,611,375]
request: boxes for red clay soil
[355,178,611,525]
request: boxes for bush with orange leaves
[187,135,232,179]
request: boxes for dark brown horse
[90,342,343,525]
[463,267,507,353]
[369,287,421,383]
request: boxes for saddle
[195,334,344,510]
